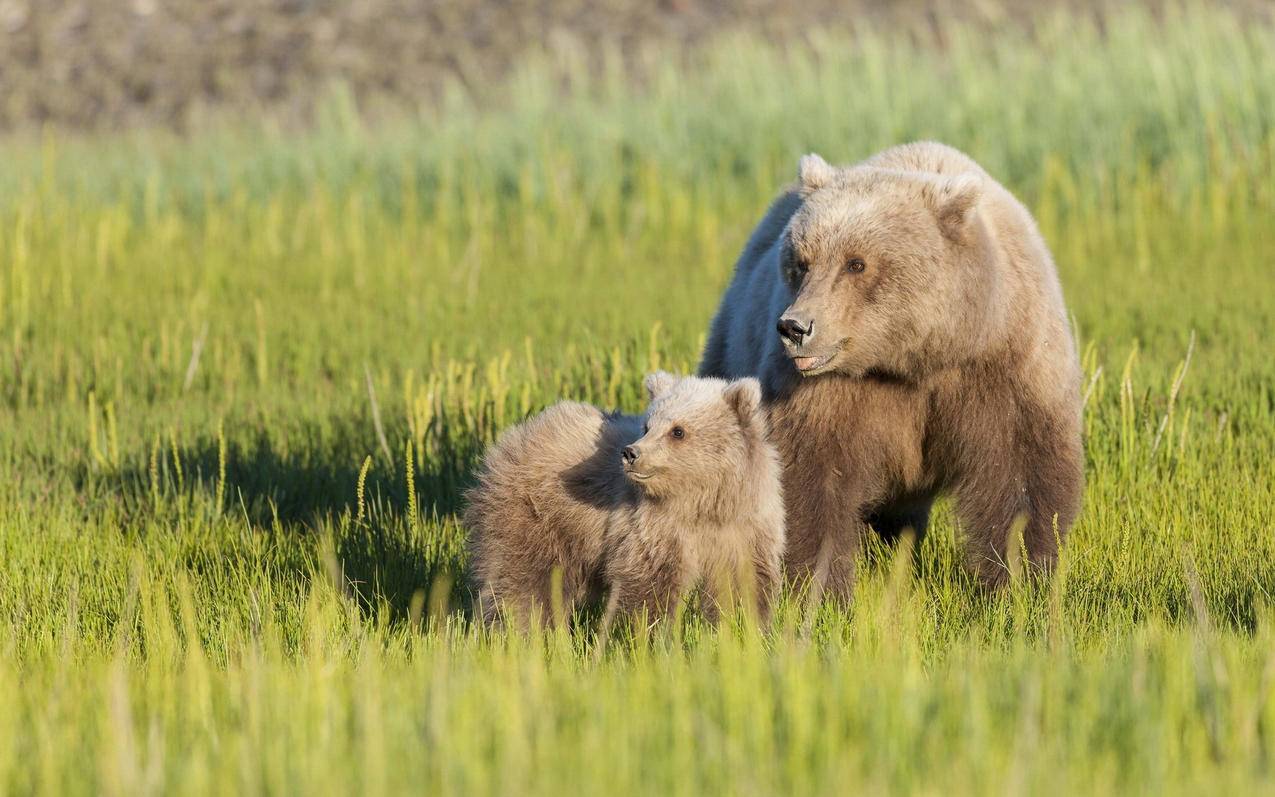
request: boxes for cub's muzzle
[621,445,639,465]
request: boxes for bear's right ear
[798,153,836,192]
[644,371,679,401]
[723,378,763,429]
[924,173,982,240]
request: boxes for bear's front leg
[769,376,902,610]
[784,498,871,609]
[951,398,1083,587]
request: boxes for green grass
[2,3,1275,794]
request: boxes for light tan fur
[700,141,1083,598]
[464,373,785,630]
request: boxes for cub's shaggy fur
[700,141,1083,597]
[464,373,785,629]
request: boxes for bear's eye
[847,258,866,273]
[669,426,685,440]
[786,257,808,282]
[642,423,649,435]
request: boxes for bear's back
[871,143,1076,383]
[699,192,799,380]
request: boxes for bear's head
[621,372,767,505]
[774,153,998,381]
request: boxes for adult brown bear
[698,141,1083,599]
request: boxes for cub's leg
[600,543,691,636]
[750,540,783,625]
[697,527,784,626]
[479,569,591,632]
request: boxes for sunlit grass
[1,3,1274,794]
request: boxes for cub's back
[464,402,641,598]
[472,401,611,490]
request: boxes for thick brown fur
[699,141,1083,598]
[464,373,785,630]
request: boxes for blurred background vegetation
[1,0,1270,132]
[2,3,1275,792]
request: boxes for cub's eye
[669,426,685,440]
[847,258,866,273]
[643,423,649,435]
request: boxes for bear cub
[464,372,785,630]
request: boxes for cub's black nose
[621,445,638,465]
[777,317,813,346]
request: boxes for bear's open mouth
[791,353,835,374]
[625,471,653,480]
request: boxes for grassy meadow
[2,3,1275,794]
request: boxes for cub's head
[775,153,994,380]
[621,372,766,500]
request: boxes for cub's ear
[723,378,763,428]
[798,153,836,192]
[644,371,679,401]
[924,173,982,240]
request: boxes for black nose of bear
[621,445,638,465]
[777,317,813,346]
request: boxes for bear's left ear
[723,378,763,429]
[924,173,982,241]
[798,153,836,192]
[644,371,679,401]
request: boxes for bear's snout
[777,316,813,346]
[621,445,639,465]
